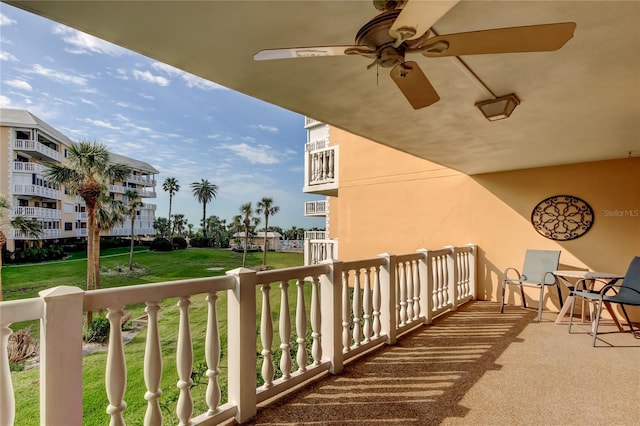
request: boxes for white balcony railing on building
[109,185,156,198]
[304,117,322,128]
[76,228,88,237]
[106,227,155,237]
[304,200,327,216]
[11,139,61,162]
[10,229,61,240]
[76,212,87,221]
[0,244,476,425]
[126,174,156,186]
[12,162,45,174]
[140,203,157,210]
[13,184,61,200]
[13,206,61,220]
[304,144,338,193]
[304,238,338,265]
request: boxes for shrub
[172,236,188,249]
[150,237,172,252]
[189,237,213,248]
[83,317,110,344]
[8,327,38,365]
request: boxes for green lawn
[6,247,305,426]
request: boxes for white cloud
[151,61,227,91]
[0,13,16,26]
[82,118,120,130]
[220,143,280,164]
[79,98,97,106]
[0,95,12,107]
[252,124,279,133]
[241,136,256,143]
[132,69,170,87]
[0,51,18,62]
[28,64,87,85]
[207,133,233,142]
[53,24,129,56]
[5,79,32,91]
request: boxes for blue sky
[0,4,324,230]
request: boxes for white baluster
[362,268,372,343]
[341,271,350,353]
[205,292,221,413]
[406,261,414,321]
[398,262,407,326]
[105,308,127,426]
[295,279,308,372]
[260,284,274,389]
[176,297,193,426]
[1,326,15,426]
[310,276,322,365]
[279,281,292,379]
[372,266,381,338]
[352,269,362,347]
[413,260,421,319]
[143,301,162,425]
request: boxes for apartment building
[0,108,158,252]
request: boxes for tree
[190,179,219,238]
[0,194,42,301]
[153,217,169,238]
[256,197,280,265]
[123,190,143,270]
[44,141,131,294]
[94,192,127,293]
[162,177,180,238]
[239,202,255,267]
[173,214,186,237]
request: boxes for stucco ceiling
[7,0,640,174]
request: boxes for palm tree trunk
[168,195,173,239]
[202,204,207,238]
[85,202,96,323]
[129,215,135,270]
[93,225,101,290]
[263,216,269,265]
[242,225,249,267]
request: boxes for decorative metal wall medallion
[531,195,594,241]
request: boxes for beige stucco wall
[329,128,640,318]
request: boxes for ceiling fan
[254,0,576,110]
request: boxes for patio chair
[500,249,561,321]
[569,256,640,346]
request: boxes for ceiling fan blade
[389,0,460,42]
[420,22,577,57]
[254,45,373,61]
[390,61,440,110]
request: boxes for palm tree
[173,214,186,237]
[162,177,180,239]
[256,197,280,265]
[239,202,255,267]
[94,192,126,295]
[44,141,130,294]
[190,179,219,238]
[123,190,143,270]
[0,194,42,301]
[153,217,169,238]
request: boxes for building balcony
[76,211,87,221]
[140,203,157,210]
[109,185,156,198]
[1,245,479,425]
[10,228,61,240]
[304,200,327,216]
[11,139,61,162]
[11,161,45,174]
[12,206,61,220]
[304,117,322,128]
[303,143,338,196]
[76,228,88,237]
[126,174,156,187]
[13,184,61,200]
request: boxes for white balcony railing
[13,206,61,220]
[126,174,156,186]
[304,239,338,265]
[0,244,476,425]
[304,145,338,195]
[304,200,327,216]
[10,229,61,240]
[12,162,45,174]
[13,184,61,200]
[76,228,88,237]
[109,185,156,198]
[304,117,322,128]
[11,139,61,161]
[140,203,157,210]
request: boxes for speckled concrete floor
[243,301,640,426]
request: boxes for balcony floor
[246,301,640,425]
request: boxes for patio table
[553,270,625,332]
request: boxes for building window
[65,222,73,231]
[64,149,71,158]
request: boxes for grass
[6,247,305,425]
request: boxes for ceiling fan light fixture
[476,94,520,121]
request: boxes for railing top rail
[453,245,475,254]
[256,263,330,285]
[0,298,44,326]
[396,252,425,263]
[83,275,236,311]
[424,248,453,258]
[342,257,386,271]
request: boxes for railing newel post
[416,249,431,324]
[226,267,257,423]
[320,259,344,374]
[378,253,397,345]
[445,245,458,311]
[38,286,85,426]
